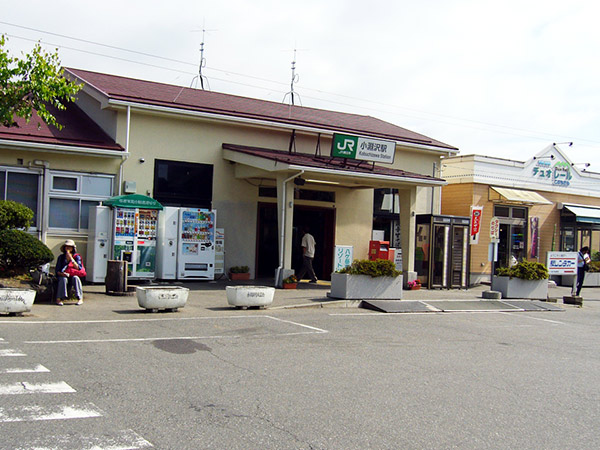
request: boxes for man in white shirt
[575,246,591,296]
[297,226,318,283]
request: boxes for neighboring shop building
[441,144,600,285]
[1,68,458,280]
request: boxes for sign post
[488,216,499,262]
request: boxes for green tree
[0,35,82,129]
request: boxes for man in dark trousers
[575,246,591,296]
[297,226,318,283]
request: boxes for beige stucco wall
[117,110,387,275]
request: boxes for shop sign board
[331,133,395,164]
[334,245,353,272]
[490,216,500,242]
[547,251,578,275]
[470,206,483,245]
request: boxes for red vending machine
[369,240,390,260]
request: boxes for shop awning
[562,204,600,224]
[103,194,163,210]
[489,187,552,205]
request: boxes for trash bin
[105,260,128,295]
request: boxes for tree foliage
[0,35,82,129]
[0,200,34,231]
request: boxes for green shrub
[591,251,600,262]
[0,200,34,230]
[589,261,600,273]
[495,260,548,280]
[337,259,401,278]
[229,265,249,273]
[0,229,54,276]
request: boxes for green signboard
[103,194,164,210]
[331,133,395,164]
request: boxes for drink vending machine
[86,195,163,282]
[156,207,217,280]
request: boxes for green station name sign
[331,133,396,164]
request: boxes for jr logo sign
[332,135,358,159]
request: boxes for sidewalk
[12,278,598,321]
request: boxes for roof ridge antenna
[282,48,302,107]
[191,27,211,90]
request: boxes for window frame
[47,170,114,232]
[0,165,42,230]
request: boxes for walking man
[297,226,318,283]
[575,246,591,296]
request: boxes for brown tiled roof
[222,143,445,183]
[66,68,457,151]
[0,103,123,151]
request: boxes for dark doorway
[256,203,335,280]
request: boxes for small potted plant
[229,266,250,281]
[282,274,298,289]
[407,279,421,290]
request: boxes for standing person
[296,226,318,283]
[55,239,84,305]
[575,246,591,297]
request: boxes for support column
[276,173,296,283]
[398,187,416,279]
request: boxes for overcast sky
[3,0,599,171]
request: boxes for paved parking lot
[1,284,599,449]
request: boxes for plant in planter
[228,265,250,281]
[407,279,421,290]
[492,260,549,299]
[282,274,298,289]
[330,259,403,299]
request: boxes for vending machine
[113,207,159,279]
[87,195,163,282]
[156,207,217,280]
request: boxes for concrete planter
[137,286,189,312]
[561,272,600,288]
[0,288,36,314]
[491,276,548,300]
[329,273,403,300]
[226,286,275,308]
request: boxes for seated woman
[55,239,84,306]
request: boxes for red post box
[369,240,389,260]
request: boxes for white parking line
[0,403,103,422]
[19,316,328,344]
[0,381,76,395]
[0,364,50,374]
[498,311,565,324]
[0,348,26,357]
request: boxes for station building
[0,68,459,281]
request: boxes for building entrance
[256,203,335,280]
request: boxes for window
[153,159,213,208]
[0,167,40,227]
[48,171,113,231]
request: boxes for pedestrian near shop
[297,226,318,283]
[575,246,591,296]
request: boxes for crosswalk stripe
[0,364,50,374]
[0,381,76,395]
[0,348,26,357]
[11,429,153,449]
[0,403,103,422]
